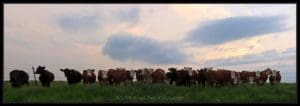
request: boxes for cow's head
[255,71,261,79]
[35,66,46,74]
[264,68,273,77]
[99,70,108,79]
[84,69,95,76]
[129,70,137,82]
[60,68,72,77]
[271,70,277,77]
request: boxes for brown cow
[82,69,96,84]
[206,68,238,87]
[107,68,135,86]
[152,68,166,83]
[269,69,281,86]
[98,70,108,85]
[239,70,260,85]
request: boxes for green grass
[3,81,297,103]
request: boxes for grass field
[3,81,297,103]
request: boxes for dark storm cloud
[102,33,188,64]
[186,15,289,45]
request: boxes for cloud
[186,15,290,45]
[204,48,296,67]
[57,14,100,32]
[117,7,140,25]
[102,32,188,64]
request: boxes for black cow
[9,70,29,88]
[167,67,192,86]
[35,66,55,87]
[60,68,82,85]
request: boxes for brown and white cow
[205,68,239,87]
[239,70,260,85]
[82,69,96,84]
[269,69,281,85]
[151,68,167,83]
[98,70,108,85]
[183,67,198,85]
[135,68,153,83]
[255,68,272,85]
[125,69,137,85]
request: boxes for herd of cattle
[9,66,281,88]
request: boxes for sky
[4,4,296,82]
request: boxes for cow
[98,70,109,85]
[255,68,272,85]
[60,68,82,85]
[82,69,96,84]
[239,70,260,85]
[9,70,29,88]
[166,67,192,86]
[107,68,135,86]
[197,68,207,87]
[205,68,239,87]
[269,69,281,86]
[183,67,198,86]
[135,68,153,84]
[151,68,167,83]
[125,69,137,85]
[35,66,55,87]
[166,67,177,85]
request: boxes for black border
[1,0,299,105]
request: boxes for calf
[9,70,29,88]
[82,69,96,84]
[35,66,55,87]
[60,68,82,85]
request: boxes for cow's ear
[42,66,46,69]
[92,69,95,72]
[60,69,64,72]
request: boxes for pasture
[3,81,297,103]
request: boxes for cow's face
[129,70,137,81]
[101,70,108,79]
[231,71,238,85]
[85,69,94,76]
[271,70,277,77]
[255,71,261,79]
[60,69,71,77]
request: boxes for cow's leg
[47,83,50,88]
[26,81,29,86]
